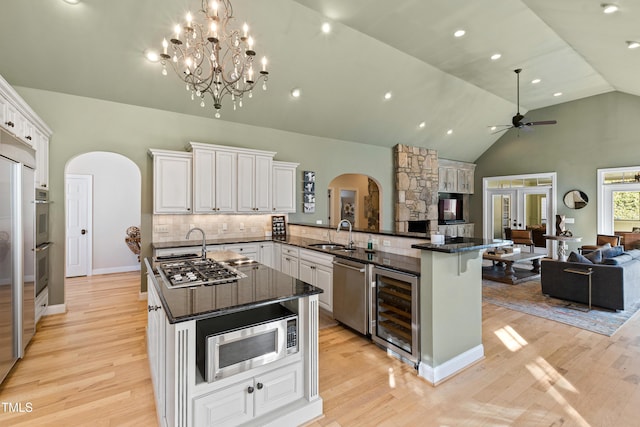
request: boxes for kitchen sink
[308,243,346,250]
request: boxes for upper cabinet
[272,161,298,213]
[191,143,237,213]
[438,159,475,194]
[149,149,193,214]
[0,74,52,188]
[237,152,274,212]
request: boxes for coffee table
[482,251,546,285]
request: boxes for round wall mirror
[563,189,588,209]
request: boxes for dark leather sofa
[540,249,640,311]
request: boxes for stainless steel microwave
[196,304,298,383]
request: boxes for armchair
[579,234,621,255]
[506,228,535,253]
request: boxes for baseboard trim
[92,265,141,275]
[46,304,66,316]
[418,344,484,386]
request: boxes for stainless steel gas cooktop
[158,258,247,289]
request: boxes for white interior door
[66,174,92,277]
[488,190,516,239]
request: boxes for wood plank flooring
[2,272,640,426]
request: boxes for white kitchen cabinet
[1,100,21,136]
[149,149,192,214]
[280,244,300,279]
[35,130,49,188]
[258,242,274,269]
[225,243,258,260]
[147,275,167,423]
[193,361,303,427]
[299,249,333,312]
[439,159,475,194]
[192,144,237,213]
[35,287,48,324]
[272,161,299,213]
[238,153,273,212]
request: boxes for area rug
[482,279,640,336]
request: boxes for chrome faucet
[336,219,354,249]
[186,227,207,259]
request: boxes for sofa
[541,247,640,311]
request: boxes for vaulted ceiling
[1,0,638,161]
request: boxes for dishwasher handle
[333,261,366,273]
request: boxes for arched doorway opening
[64,152,141,277]
[328,174,381,231]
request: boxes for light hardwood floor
[2,272,640,426]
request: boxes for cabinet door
[281,254,299,279]
[315,264,333,312]
[3,102,20,136]
[298,259,314,285]
[215,150,237,212]
[254,155,272,212]
[154,154,192,214]
[237,153,255,212]
[147,278,166,421]
[0,95,8,132]
[254,362,303,417]
[258,243,274,269]
[193,379,254,427]
[193,148,216,213]
[272,163,297,213]
[35,131,49,189]
[21,119,35,147]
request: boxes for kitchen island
[144,252,324,427]
[412,237,510,385]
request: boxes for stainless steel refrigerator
[0,130,36,384]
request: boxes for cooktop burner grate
[158,259,247,288]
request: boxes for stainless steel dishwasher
[332,258,370,335]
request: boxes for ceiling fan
[492,68,557,134]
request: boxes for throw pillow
[567,251,592,264]
[584,250,603,264]
[601,245,624,259]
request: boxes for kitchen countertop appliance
[157,258,247,288]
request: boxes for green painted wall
[472,91,640,251]
[16,87,394,305]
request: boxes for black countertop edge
[412,237,511,253]
[153,236,422,276]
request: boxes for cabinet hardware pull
[26,135,32,140]
[256,383,263,390]
[247,386,254,394]
[148,305,161,312]
[6,121,14,127]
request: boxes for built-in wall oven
[34,189,50,297]
[196,304,299,382]
[371,266,419,365]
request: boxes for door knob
[81,229,87,235]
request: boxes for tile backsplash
[152,214,276,242]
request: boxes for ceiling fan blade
[491,126,512,135]
[525,120,557,126]
[488,124,512,128]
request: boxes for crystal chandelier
[159,0,269,118]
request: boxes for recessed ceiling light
[627,41,640,49]
[453,29,466,38]
[490,53,502,61]
[553,92,563,97]
[418,121,426,129]
[321,22,331,34]
[144,49,160,62]
[531,78,541,84]
[490,126,497,131]
[384,92,392,100]
[447,129,453,135]
[63,0,80,4]
[602,3,619,14]
[291,88,301,98]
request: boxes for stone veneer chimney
[394,144,439,233]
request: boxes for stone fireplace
[394,144,439,233]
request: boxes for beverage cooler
[371,266,419,364]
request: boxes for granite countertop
[152,235,422,275]
[146,256,323,324]
[412,237,512,253]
